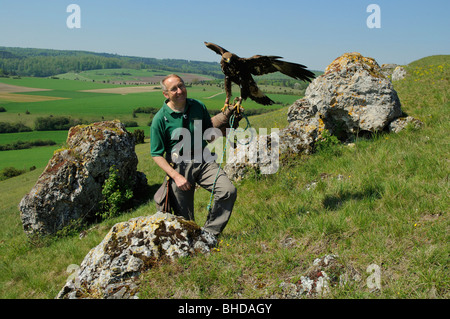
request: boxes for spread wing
[244,55,315,82]
[240,74,275,106]
[204,42,228,56]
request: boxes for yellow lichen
[325,52,385,78]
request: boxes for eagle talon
[233,97,243,114]
[221,104,229,113]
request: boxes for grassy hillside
[0,56,448,299]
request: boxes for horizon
[1,0,449,71]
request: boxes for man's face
[163,76,187,105]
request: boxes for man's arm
[152,156,192,191]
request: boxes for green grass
[0,56,448,299]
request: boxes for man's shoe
[200,228,218,247]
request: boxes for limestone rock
[19,120,146,236]
[56,212,217,299]
[388,115,424,133]
[380,63,399,78]
[278,254,361,298]
[303,52,403,139]
[223,129,280,181]
[391,66,407,81]
[280,98,325,155]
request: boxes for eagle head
[222,52,233,63]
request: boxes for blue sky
[1,0,449,70]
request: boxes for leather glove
[211,103,243,136]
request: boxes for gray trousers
[170,161,237,236]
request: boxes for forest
[0,46,223,78]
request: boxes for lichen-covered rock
[56,212,217,299]
[19,120,146,236]
[381,63,399,78]
[388,115,424,133]
[391,66,407,81]
[280,98,325,155]
[278,254,361,298]
[304,52,403,139]
[223,129,280,181]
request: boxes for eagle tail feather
[273,60,316,82]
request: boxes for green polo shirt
[150,98,212,157]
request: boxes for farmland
[0,72,303,171]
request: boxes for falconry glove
[211,103,243,136]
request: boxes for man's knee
[215,181,237,202]
[221,183,237,202]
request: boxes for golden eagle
[205,42,315,109]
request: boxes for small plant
[98,166,133,220]
[315,129,341,155]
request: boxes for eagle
[205,42,315,111]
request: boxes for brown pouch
[154,176,172,213]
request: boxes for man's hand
[173,174,192,191]
[152,156,192,191]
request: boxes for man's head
[161,74,187,107]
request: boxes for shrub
[98,166,133,220]
[132,129,145,144]
[0,167,26,181]
[34,116,83,131]
[0,122,32,133]
[123,120,138,127]
[0,139,56,151]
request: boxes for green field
[0,75,301,171]
[54,68,187,83]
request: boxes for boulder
[301,52,403,139]
[391,66,407,81]
[280,98,325,155]
[19,120,146,236]
[223,129,280,181]
[380,63,399,78]
[388,115,424,133]
[56,212,217,299]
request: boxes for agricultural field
[55,68,213,85]
[0,73,303,171]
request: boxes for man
[150,74,239,238]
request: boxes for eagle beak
[224,57,231,63]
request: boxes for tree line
[0,47,223,78]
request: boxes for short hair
[160,74,184,92]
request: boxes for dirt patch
[0,93,68,102]
[0,83,68,102]
[0,83,52,94]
